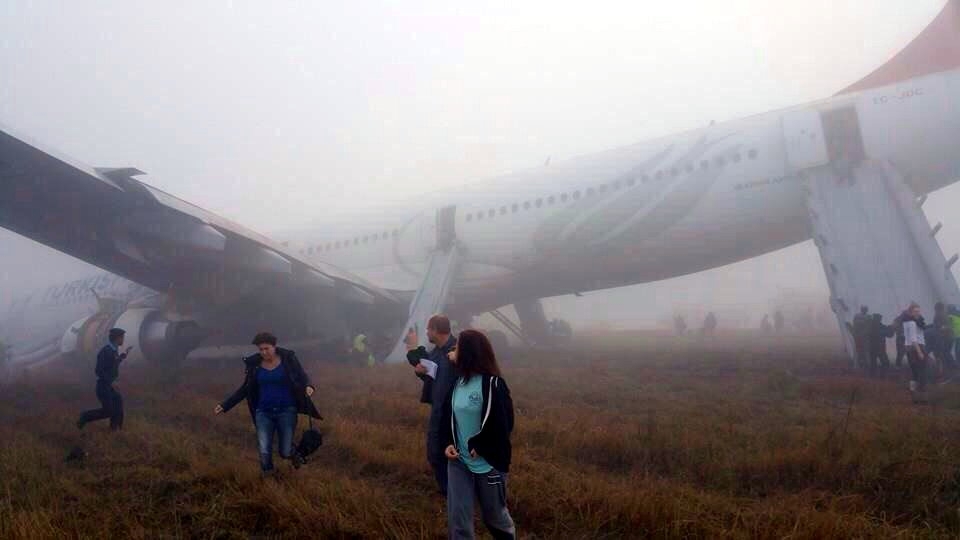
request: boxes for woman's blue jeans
[255,406,297,471]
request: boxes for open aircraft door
[435,205,456,251]
[781,108,829,172]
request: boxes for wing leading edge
[0,124,398,313]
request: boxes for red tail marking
[838,1,960,95]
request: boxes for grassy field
[3,332,960,539]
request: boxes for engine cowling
[60,308,204,364]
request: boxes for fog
[1,0,956,329]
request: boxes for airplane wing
[0,124,399,312]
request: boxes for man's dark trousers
[79,380,124,430]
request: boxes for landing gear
[486,329,510,357]
[487,299,573,351]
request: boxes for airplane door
[436,205,456,251]
[781,108,829,171]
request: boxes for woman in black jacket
[440,329,516,540]
[215,332,321,473]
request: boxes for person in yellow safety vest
[949,305,960,369]
[350,334,375,366]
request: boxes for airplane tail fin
[837,0,960,95]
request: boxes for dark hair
[428,315,451,335]
[455,329,501,382]
[251,332,278,346]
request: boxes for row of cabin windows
[300,229,400,255]
[464,148,759,223]
[299,148,760,253]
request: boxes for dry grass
[3,332,960,538]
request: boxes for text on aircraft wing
[0,124,398,309]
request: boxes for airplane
[2,1,959,369]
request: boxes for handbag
[295,416,323,464]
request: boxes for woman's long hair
[456,329,501,383]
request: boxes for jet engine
[60,308,205,364]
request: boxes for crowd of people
[74,315,516,540]
[847,301,960,402]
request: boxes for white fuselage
[286,69,960,315]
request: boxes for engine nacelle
[61,308,204,364]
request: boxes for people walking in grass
[215,332,320,475]
[77,328,132,431]
[441,329,516,540]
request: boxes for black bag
[295,417,323,462]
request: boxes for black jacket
[95,344,126,383]
[220,348,322,425]
[440,374,514,473]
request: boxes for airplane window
[627,177,636,187]
[478,211,484,220]
[732,152,742,163]
[547,195,555,205]
[714,155,726,167]
[524,201,531,210]
[335,241,341,249]
[561,193,568,202]
[586,187,595,197]
[382,232,389,240]
[748,149,758,159]
[512,203,519,213]
[392,229,399,237]
[363,235,368,243]
[354,238,359,245]
[488,209,495,218]
[500,206,507,215]
[535,198,543,208]
[466,213,473,222]
[573,191,581,200]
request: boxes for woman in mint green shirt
[440,329,515,540]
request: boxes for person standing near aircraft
[933,302,954,370]
[77,328,132,431]
[407,315,459,496]
[892,310,908,368]
[214,332,320,474]
[949,305,960,368]
[702,312,718,336]
[852,306,871,369]
[902,303,928,403]
[868,313,893,374]
[773,311,785,334]
[441,329,516,540]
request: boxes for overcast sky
[0,0,955,327]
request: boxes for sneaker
[290,453,304,470]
